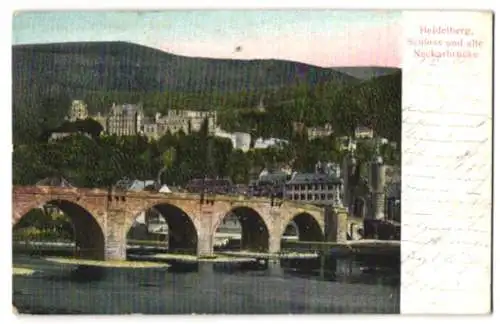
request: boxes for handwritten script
[400,11,492,314]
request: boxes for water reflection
[13,254,400,314]
[70,265,107,282]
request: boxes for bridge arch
[280,211,324,242]
[126,202,200,254]
[213,205,271,252]
[13,199,105,260]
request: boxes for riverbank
[218,251,318,260]
[128,253,256,263]
[13,255,170,277]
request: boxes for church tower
[368,139,386,220]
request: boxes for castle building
[106,103,143,136]
[67,100,89,122]
[163,110,217,135]
[140,110,217,139]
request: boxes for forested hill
[12,41,359,96]
[12,41,401,145]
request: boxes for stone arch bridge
[12,186,350,261]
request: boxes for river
[13,254,400,314]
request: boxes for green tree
[157,147,176,186]
[228,149,250,184]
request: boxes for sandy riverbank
[128,253,256,263]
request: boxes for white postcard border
[1,0,497,322]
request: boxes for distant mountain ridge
[331,66,400,80]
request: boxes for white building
[213,126,290,152]
[214,128,252,152]
[307,124,334,140]
[233,132,252,151]
[254,137,289,149]
[355,126,374,139]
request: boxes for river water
[13,254,400,315]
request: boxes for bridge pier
[197,235,214,257]
[324,206,348,243]
[104,210,127,261]
[198,214,214,257]
[105,238,127,261]
[269,234,281,254]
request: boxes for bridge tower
[368,139,386,220]
[342,138,357,213]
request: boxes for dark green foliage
[12,41,401,187]
[12,41,401,146]
[13,131,399,188]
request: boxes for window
[307,194,312,200]
[300,194,305,200]
[327,194,334,200]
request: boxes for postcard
[10,9,492,315]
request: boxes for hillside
[12,41,359,96]
[12,41,401,145]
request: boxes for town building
[214,128,252,152]
[284,161,343,206]
[254,137,289,149]
[250,168,291,197]
[214,128,289,152]
[114,178,157,191]
[355,126,374,139]
[307,124,334,140]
